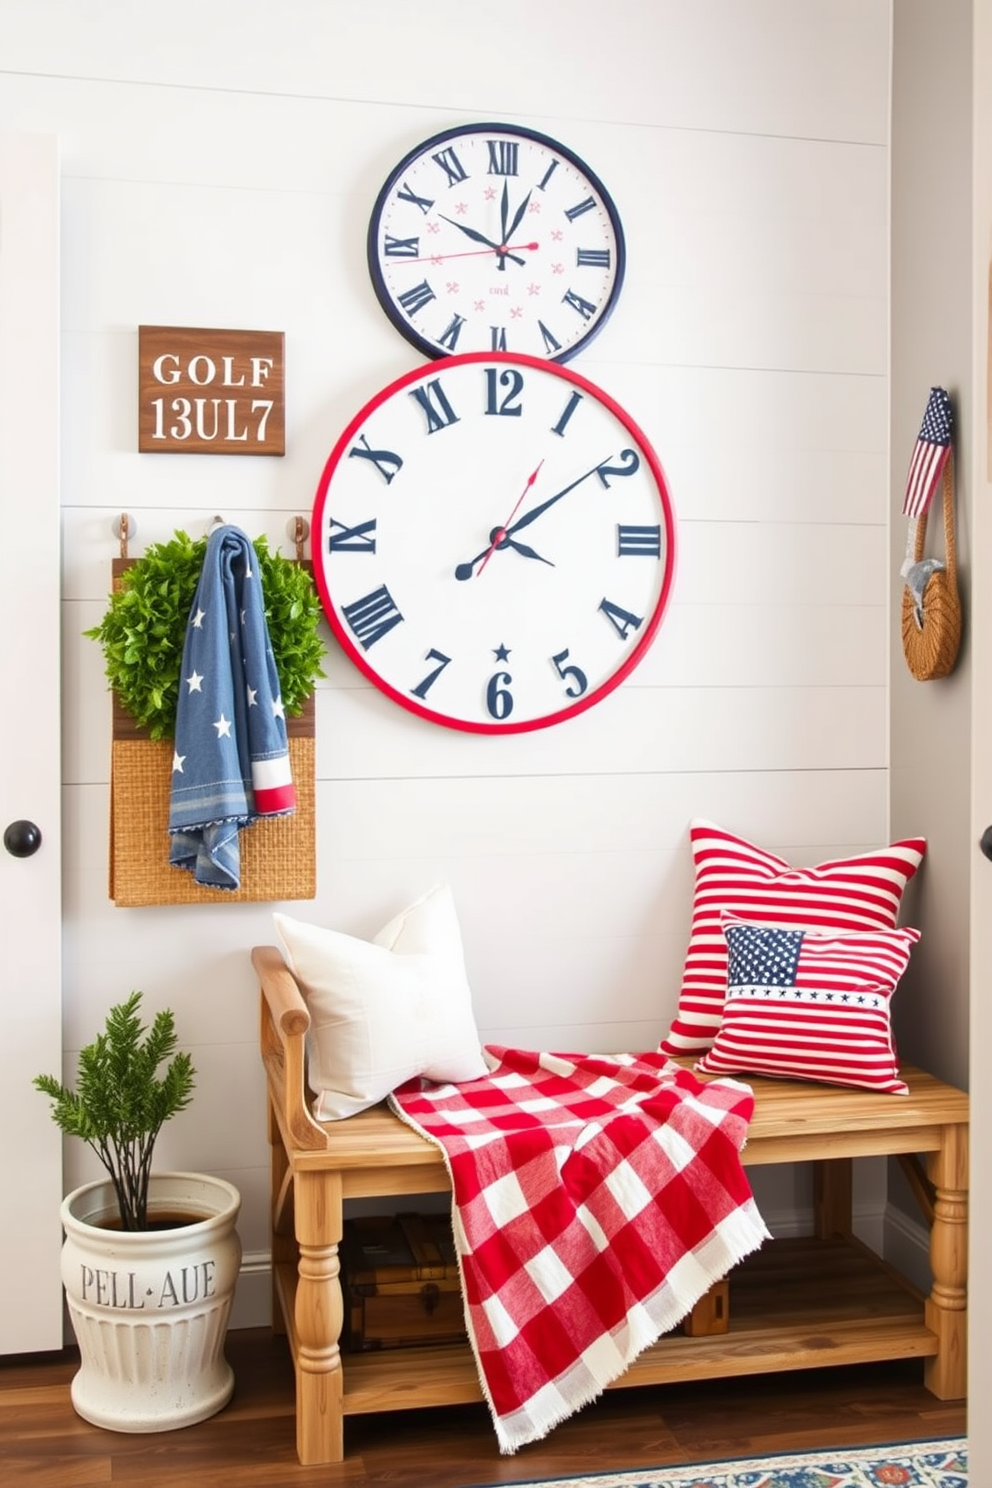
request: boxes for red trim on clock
[311,351,677,734]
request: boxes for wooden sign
[138,325,285,455]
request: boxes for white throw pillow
[273,883,488,1120]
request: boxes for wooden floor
[0,1327,966,1488]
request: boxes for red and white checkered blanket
[390,1047,769,1453]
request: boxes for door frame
[0,131,64,1354]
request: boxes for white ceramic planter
[60,1172,242,1433]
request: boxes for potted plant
[34,992,242,1434]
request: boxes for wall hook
[288,515,309,562]
[111,512,136,559]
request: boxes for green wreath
[87,529,326,741]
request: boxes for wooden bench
[253,943,970,1466]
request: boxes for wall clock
[366,123,625,363]
[311,351,676,734]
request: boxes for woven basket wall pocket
[106,553,317,906]
[900,452,962,681]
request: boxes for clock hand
[502,536,555,567]
[495,185,533,271]
[505,188,533,245]
[437,215,527,267]
[405,242,539,264]
[453,529,555,580]
[501,461,605,537]
[499,182,510,252]
[454,460,545,580]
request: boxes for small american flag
[902,386,952,518]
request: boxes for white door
[0,132,64,1353]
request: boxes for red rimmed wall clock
[366,123,625,363]
[311,352,676,734]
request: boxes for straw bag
[900,451,962,681]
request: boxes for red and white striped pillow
[694,917,921,1094]
[660,820,926,1056]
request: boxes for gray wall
[890,0,972,1092]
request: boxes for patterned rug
[471,1437,967,1487]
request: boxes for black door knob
[981,826,992,862]
[3,820,42,858]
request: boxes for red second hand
[477,459,545,576]
[407,241,540,265]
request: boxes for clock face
[312,352,676,734]
[367,123,625,364]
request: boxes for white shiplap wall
[0,0,892,1316]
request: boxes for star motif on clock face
[493,643,511,661]
[367,124,625,363]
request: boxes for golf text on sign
[138,326,285,454]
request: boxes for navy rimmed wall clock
[366,123,625,363]
[311,352,676,734]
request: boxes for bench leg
[268,1103,293,1336]
[294,1169,345,1464]
[813,1157,853,1239]
[924,1125,968,1400]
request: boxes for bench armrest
[252,944,330,1152]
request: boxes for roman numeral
[562,288,597,321]
[341,585,404,649]
[328,516,376,554]
[551,390,583,437]
[599,597,643,640]
[396,181,434,214]
[576,248,610,268]
[537,320,562,355]
[347,434,403,483]
[431,146,468,186]
[409,378,460,433]
[397,280,436,317]
[384,234,420,257]
[490,325,507,351]
[564,196,596,221]
[437,313,467,351]
[537,158,560,192]
[617,524,661,557]
[486,139,519,175]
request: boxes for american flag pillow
[659,820,926,1056]
[694,917,921,1094]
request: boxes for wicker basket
[106,555,316,906]
[109,698,315,906]
[900,451,962,681]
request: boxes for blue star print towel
[168,525,295,890]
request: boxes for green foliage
[34,992,196,1231]
[85,529,325,740]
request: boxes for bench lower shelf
[275,1234,938,1419]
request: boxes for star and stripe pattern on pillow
[659,820,926,1057]
[694,918,921,1094]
